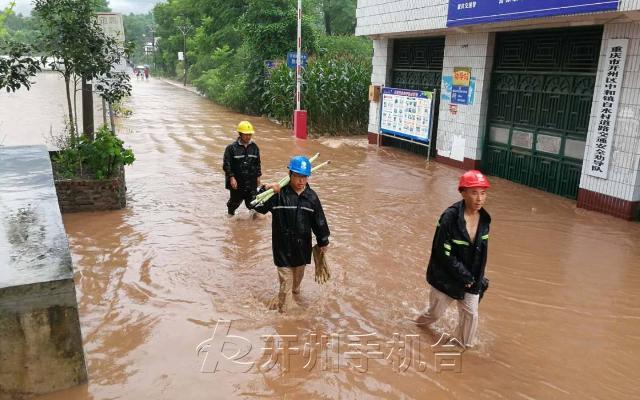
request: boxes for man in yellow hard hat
[223,121,262,216]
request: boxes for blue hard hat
[288,156,312,177]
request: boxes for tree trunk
[324,0,332,35]
[109,102,116,134]
[64,73,76,141]
[102,97,107,127]
[73,76,78,134]
[82,77,94,141]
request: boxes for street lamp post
[177,24,192,86]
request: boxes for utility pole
[149,26,156,70]
[177,23,192,86]
[293,0,307,139]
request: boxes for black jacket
[223,140,261,191]
[254,184,330,267]
[426,200,491,300]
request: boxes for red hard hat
[459,170,491,190]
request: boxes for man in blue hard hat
[253,156,330,312]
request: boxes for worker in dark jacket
[223,121,261,215]
[254,156,330,312]
[415,170,491,348]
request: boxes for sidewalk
[156,77,204,97]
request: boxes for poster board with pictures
[380,87,434,144]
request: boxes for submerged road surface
[10,78,638,399]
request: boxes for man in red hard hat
[414,170,492,348]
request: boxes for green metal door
[387,37,445,157]
[484,27,602,198]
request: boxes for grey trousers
[416,286,480,347]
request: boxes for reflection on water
[5,78,637,399]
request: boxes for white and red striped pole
[293,0,307,139]
[296,0,302,111]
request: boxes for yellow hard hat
[237,120,255,135]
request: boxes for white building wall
[356,0,448,36]
[579,22,640,202]
[621,0,640,11]
[367,39,393,134]
[436,33,494,162]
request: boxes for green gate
[387,37,445,156]
[484,27,602,198]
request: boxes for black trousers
[227,188,256,214]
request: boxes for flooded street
[0,72,107,149]
[4,76,640,399]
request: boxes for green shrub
[316,35,373,60]
[193,45,251,112]
[52,126,135,180]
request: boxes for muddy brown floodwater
[5,77,638,399]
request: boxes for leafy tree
[241,0,317,60]
[123,12,154,65]
[92,0,111,12]
[33,0,127,139]
[0,2,14,38]
[0,3,42,93]
[0,41,42,92]
[320,0,356,35]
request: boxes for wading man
[414,170,491,348]
[223,121,261,216]
[254,156,330,312]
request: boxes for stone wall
[1,146,87,398]
[1,283,88,399]
[52,158,127,213]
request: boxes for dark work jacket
[254,184,330,267]
[223,140,261,191]
[426,200,491,300]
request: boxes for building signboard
[447,0,620,27]
[587,39,628,179]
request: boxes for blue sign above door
[447,0,620,27]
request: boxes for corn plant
[263,56,372,134]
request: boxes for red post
[294,110,307,139]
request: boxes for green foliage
[122,13,155,65]
[0,40,42,92]
[263,57,371,134]
[0,3,13,39]
[2,7,42,48]
[52,146,82,179]
[82,126,135,179]
[317,35,372,59]
[193,44,250,111]
[53,126,135,180]
[152,0,370,135]
[92,0,111,12]
[94,71,132,104]
[241,0,317,60]
[34,0,128,136]
[320,0,356,35]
